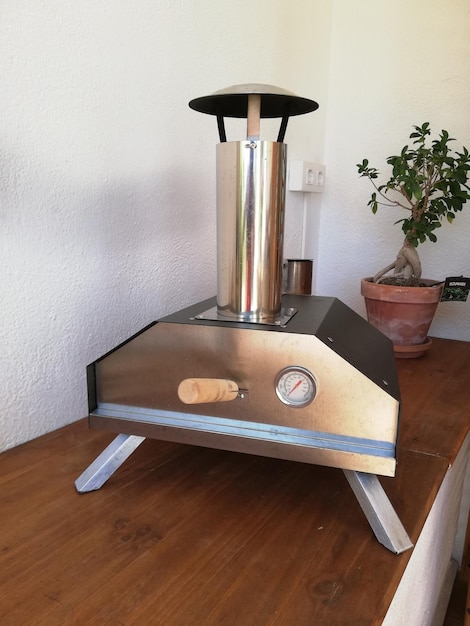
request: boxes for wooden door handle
[177,378,239,405]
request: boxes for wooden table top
[0,337,469,625]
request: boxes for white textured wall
[2,0,469,455]
[0,1,331,451]
[316,0,470,340]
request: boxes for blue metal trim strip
[94,403,396,459]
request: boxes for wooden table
[0,338,469,625]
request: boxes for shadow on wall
[0,159,216,451]
[79,165,216,354]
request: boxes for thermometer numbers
[275,366,317,408]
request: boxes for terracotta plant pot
[360,278,444,358]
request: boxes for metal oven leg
[75,434,145,493]
[343,470,413,554]
[74,438,413,553]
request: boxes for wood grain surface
[0,337,468,625]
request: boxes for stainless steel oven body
[77,84,412,554]
[87,294,399,477]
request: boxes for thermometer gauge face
[275,366,317,408]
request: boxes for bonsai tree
[357,122,470,285]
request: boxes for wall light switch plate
[289,161,325,193]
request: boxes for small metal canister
[284,259,313,295]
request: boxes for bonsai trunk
[373,238,422,285]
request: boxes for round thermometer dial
[275,366,317,408]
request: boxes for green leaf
[404,180,414,198]
[455,167,468,183]
[451,196,464,211]
[412,182,422,200]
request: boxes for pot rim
[361,277,444,304]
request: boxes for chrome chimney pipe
[216,140,286,322]
[189,83,318,324]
